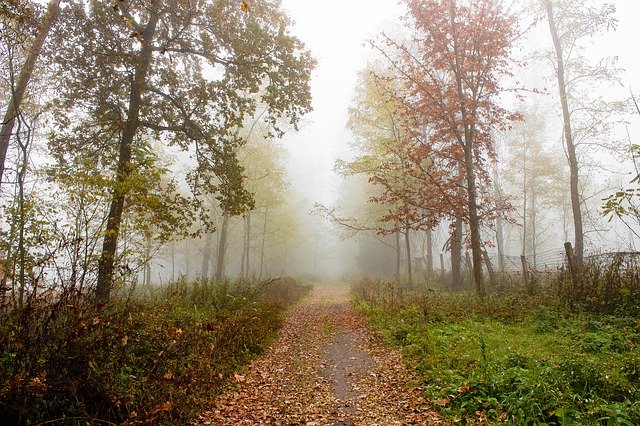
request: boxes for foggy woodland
[1,0,640,424]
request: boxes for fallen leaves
[197,285,440,425]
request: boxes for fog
[272,0,640,280]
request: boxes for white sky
[279,0,640,210]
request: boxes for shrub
[0,277,311,424]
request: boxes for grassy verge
[0,277,311,424]
[353,278,640,425]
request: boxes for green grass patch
[353,281,640,425]
[0,277,311,424]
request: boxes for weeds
[0,276,311,424]
[353,276,640,424]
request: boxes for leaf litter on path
[197,285,441,425]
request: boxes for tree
[541,0,622,261]
[340,68,435,285]
[502,105,563,267]
[51,0,313,303]
[0,0,60,190]
[380,0,519,296]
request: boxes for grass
[0,276,311,424]
[353,277,640,425]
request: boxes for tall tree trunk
[241,212,251,277]
[95,15,158,304]
[451,219,463,290]
[531,191,538,269]
[544,0,583,262]
[404,225,413,287]
[394,224,401,279]
[492,167,506,272]
[144,231,152,287]
[522,162,528,258]
[259,207,268,279]
[425,229,434,275]
[215,214,229,281]
[0,0,60,189]
[184,239,190,278]
[201,232,214,280]
[464,143,485,297]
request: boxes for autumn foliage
[367,0,519,294]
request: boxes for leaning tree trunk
[544,0,583,262]
[0,0,60,189]
[95,15,158,304]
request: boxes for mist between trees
[316,0,640,296]
[1,0,640,423]
[0,0,638,306]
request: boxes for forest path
[197,284,439,425]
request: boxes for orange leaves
[200,289,440,424]
[241,1,250,13]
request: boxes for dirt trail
[198,285,439,425]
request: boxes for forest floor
[197,284,440,425]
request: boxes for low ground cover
[0,277,311,424]
[353,277,640,425]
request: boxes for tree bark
[394,224,401,279]
[95,14,158,304]
[215,214,229,281]
[404,225,412,287]
[0,0,61,189]
[464,143,485,297]
[492,167,506,272]
[544,0,584,262]
[451,219,463,290]
[201,232,214,280]
[425,229,434,275]
[259,207,268,279]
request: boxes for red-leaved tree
[378,0,519,296]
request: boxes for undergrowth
[353,276,640,425]
[0,276,311,424]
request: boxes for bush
[0,276,311,424]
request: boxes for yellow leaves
[28,375,48,392]
[241,1,250,13]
